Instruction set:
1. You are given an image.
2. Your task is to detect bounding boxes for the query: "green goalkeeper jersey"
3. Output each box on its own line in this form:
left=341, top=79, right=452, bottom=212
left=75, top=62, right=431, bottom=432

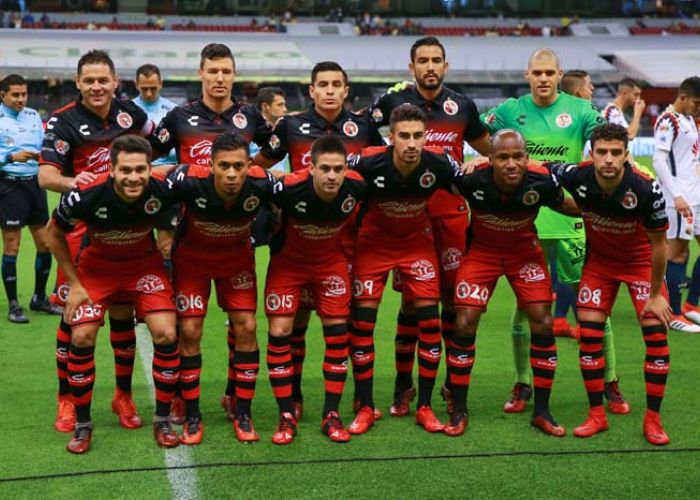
left=481, top=92, right=605, bottom=239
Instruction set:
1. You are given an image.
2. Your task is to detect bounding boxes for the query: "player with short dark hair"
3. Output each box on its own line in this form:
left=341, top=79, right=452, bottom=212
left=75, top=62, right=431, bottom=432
left=561, top=70, right=594, bottom=100
left=167, top=133, right=275, bottom=444
left=0, top=74, right=59, bottom=323
left=602, top=77, right=646, bottom=140
left=549, top=123, right=672, bottom=445
left=39, top=50, right=153, bottom=435
left=48, top=135, right=180, bottom=454
left=263, top=135, right=366, bottom=444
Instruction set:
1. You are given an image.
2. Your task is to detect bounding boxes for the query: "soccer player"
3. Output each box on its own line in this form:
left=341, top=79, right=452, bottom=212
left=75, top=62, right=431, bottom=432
left=481, top=48, right=629, bottom=416
left=652, top=76, right=700, bottom=331
left=47, top=135, right=180, bottom=454
left=263, top=136, right=366, bottom=444
left=149, top=43, right=272, bottom=423
left=39, top=50, right=152, bottom=434
left=445, top=129, right=570, bottom=437
left=254, top=61, right=383, bottom=419
left=0, top=74, right=59, bottom=323
left=560, top=70, right=594, bottom=101
left=167, top=133, right=275, bottom=444
left=549, top=123, right=672, bottom=445
left=602, top=78, right=646, bottom=140
left=348, top=104, right=458, bottom=435
left=367, top=36, right=490, bottom=417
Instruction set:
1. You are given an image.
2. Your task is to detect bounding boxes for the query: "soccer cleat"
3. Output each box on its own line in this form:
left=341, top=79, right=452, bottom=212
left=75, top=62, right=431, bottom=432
left=353, top=399, right=383, bottom=420
left=179, top=418, right=203, bottom=445
left=154, top=420, right=180, bottom=448
left=169, top=395, right=185, bottom=425
left=271, top=412, right=297, bottom=445
left=233, top=414, right=259, bottom=442
left=415, top=405, right=445, bottom=433
left=321, top=411, right=351, bottom=443
left=503, top=383, right=533, bottom=413
left=682, top=302, right=700, bottom=325
left=440, top=384, right=455, bottom=415
left=348, top=405, right=376, bottom=435
left=292, top=399, right=304, bottom=421
left=8, top=301, right=28, bottom=324
left=643, top=410, right=670, bottom=446
left=29, top=295, right=63, bottom=315
left=111, top=389, right=143, bottom=429
left=221, top=394, right=237, bottom=421
left=669, top=314, right=700, bottom=333
left=604, top=379, right=631, bottom=415
left=55, top=395, right=76, bottom=433
left=444, top=411, right=468, bottom=437
left=531, top=413, right=566, bottom=437
left=66, top=424, right=93, bottom=454
left=574, top=407, right=608, bottom=438
left=553, top=317, right=576, bottom=338
left=389, top=386, right=416, bottom=417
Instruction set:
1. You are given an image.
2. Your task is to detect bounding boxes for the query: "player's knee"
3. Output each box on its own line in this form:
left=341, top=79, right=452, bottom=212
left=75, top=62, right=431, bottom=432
left=153, top=327, right=177, bottom=346
left=235, top=330, right=258, bottom=351
left=455, top=311, right=477, bottom=336
left=2, top=232, right=20, bottom=255
left=531, top=314, right=553, bottom=336
left=71, top=328, right=96, bottom=347
left=178, top=325, right=202, bottom=352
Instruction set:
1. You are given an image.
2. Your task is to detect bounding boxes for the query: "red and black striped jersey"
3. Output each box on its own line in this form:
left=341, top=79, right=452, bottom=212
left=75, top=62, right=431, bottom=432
left=549, top=161, right=668, bottom=264
left=259, top=106, right=384, bottom=171
left=454, top=163, right=563, bottom=250
left=351, top=145, right=456, bottom=239
left=40, top=98, right=150, bottom=177
left=270, top=168, right=367, bottom=260
left=52, top=172, right=174, bottom=261
left=167, top=164, right=275, bottom=257
left=150, top=99, right=271, bottom=165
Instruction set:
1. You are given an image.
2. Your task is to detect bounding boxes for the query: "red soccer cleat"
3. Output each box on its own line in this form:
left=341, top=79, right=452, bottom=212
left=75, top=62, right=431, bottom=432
left=415, top=405, right=445, bottom=433
left=348, top=405, right=376, bottom=435
left=111, top=389, right=143, bottom=429
left=604, top=379, right=631, bottom=415
left=233, top=414, right=260, bottom=443
left=272, top=412, right=297, bottom=445
left=179, top=418, right=203, bottom=445
left=353, top=399, right=383, bottom=420
left=169, top=395, right=185, bottom=426
left=444, top=411, right=468, bottom=437
left=321, top=411, right=351, bottom=443
left=531, top=413, right=566, bottom=437
left=553, top=317, right=576, bottom=338
left=389, top=386, right=416, bottom=417
left=440, top=384, right=455, bottom=415
left=292, top=399, right=304, bottom=421
left=66, top=425, right=93, bottom=454
left=643, top=410, right=670, bottom=446
left=574, top=407, right=608, bottom=438
left=503, top=383, right=533, bottom=413
left=154, top=421, right=180, bottom=448
left=220, top=394, right=237, bottom=422
left=55, top=395, right=76, bottom=433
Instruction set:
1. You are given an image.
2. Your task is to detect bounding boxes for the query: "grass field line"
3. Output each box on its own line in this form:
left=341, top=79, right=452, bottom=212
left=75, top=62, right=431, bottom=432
left=135, top=324, right=199, bottom=500
left=3, top=447, right=700, bottom=484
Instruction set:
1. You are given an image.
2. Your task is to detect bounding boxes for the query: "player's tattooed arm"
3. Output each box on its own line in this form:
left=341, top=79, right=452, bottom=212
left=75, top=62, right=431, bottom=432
left=642, top=230, right=672, bottom=327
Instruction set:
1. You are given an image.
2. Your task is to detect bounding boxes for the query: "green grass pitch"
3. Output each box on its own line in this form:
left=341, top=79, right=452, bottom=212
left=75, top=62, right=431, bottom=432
left=2, top=159, right=700, bottom=499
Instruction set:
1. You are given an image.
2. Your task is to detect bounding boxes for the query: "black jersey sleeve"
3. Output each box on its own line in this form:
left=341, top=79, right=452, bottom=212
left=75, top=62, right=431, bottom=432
left=463, top=99, right=487, bottom=142
left=367, top=92, right=394, bottom=128
left=40, top=116, right=75, bottom=174
left=641, top=179, right=668, bottom=232
left=260, top=116, right=290, bottom=161
left=150, top=108, right=179, bottom=158
left=53, top=189, right=86, bottom=232
left=250, top=106, right=273, bottom=148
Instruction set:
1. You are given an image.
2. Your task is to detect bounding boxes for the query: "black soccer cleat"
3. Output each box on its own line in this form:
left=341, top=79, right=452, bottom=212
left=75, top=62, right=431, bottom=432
left=29, top=295, right=63, bottom=315
left=8, top=301, right=29, bottom=324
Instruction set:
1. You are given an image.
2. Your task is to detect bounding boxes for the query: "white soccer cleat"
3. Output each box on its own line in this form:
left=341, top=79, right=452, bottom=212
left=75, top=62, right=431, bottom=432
left=669, top=314, right=700, bottom=333
left=682, top=303, right=700, bottom=325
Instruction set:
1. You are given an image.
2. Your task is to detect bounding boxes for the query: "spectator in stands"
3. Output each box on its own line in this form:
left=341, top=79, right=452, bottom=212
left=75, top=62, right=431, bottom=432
left=186, top=19, right=196, bottom=29
left=39, top=12, right=49, bottom=25
left=155, top=15, right=165, bottom=30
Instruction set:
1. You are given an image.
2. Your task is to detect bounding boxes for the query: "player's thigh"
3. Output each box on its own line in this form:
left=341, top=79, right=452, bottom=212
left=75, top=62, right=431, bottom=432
left=214, top=266, right=257, bottom=313
left=432, top=214, right=467, bottom=293
left=144, top=311, right=178, bottom=344
left=623, top=268, right=670, bottom=321
left=173, top=263, right=213, bottom=318
left=505, top=248, right=553, bottom=311
left=132, top=264, right=177, bottom=334
left=396, top=245, right=440, bottom=302
left=577, top=265, right=620, bottom=317
left=312, top=264, right=351, bottom=321
left=0, top=180, right=31, bottom=235
left=454, top=249, right=500, bottom=312
left=264, top=257, right=305, bottom=317
left=25, top=180, right=49, bottom=230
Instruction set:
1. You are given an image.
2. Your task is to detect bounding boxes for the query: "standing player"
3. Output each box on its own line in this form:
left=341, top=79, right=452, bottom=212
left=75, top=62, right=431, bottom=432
left=348, top=105, right=458, bottom=435
left=549, top=123, right=672, bottom=445
left=602, top=78, right=646, bottom=140
left=39, top=50, right=152, bottom=434
left=651, top=77, right=700, bottom=331
left=47, top=135, right=180, bottom=453
left=481, top=48, right=629, bottom=416
left=446, top=130, right=569, bottom=437
left=149, top=43, right=272, bottom=422
left=253, top=61, right=383, bottom=418
left=0, top=74, right=58, bottom=323
left=263, top=136, right=366, bottom=444
left=167, top=134, right=275, bottom=444
left=560, top=70, right=594, bottom=101
left=367, top=36, right=489, bottom=417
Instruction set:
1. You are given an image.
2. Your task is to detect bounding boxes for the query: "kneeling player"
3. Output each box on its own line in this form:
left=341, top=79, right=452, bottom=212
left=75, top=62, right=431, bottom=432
left=48, top=136, right=180, bottom=453
left=168, top=134, right=275, bottom=444
left=264, top=136, right=366, bottom=444
left=550, top=123, right=672, bottom=445
left=446, top=130, right=570, bottom=437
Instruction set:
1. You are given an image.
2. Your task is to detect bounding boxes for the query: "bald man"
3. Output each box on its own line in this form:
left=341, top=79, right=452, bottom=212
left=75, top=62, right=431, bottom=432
left=480, top=48, right=630, bottom=417
left=445, top=129, right=576, bottom=436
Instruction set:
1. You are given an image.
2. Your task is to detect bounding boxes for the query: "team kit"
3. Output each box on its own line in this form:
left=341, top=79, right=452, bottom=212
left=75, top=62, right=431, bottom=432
left=3, top=36, right=699, bottom=455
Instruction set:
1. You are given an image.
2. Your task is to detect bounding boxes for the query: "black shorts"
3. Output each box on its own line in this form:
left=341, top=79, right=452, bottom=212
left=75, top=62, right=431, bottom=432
left=0, top=176, right=49, bottom=229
